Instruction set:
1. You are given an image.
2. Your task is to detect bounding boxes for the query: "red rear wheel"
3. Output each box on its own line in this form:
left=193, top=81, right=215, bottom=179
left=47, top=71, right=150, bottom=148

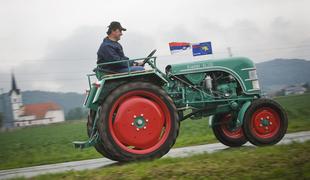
left=97, top=82, right=179, bottom=161
left=109, top=90, right=171, bottom=154
left=243, top=99, right=288, bottom=146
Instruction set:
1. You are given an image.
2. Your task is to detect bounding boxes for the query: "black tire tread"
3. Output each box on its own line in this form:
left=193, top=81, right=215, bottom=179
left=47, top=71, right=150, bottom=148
left=212, top=113, right=247, bottom=147
left=86, top=110, right=119, bottom=161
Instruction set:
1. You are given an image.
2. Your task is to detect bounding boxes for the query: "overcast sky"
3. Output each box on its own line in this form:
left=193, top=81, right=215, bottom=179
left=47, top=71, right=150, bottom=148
left=0, top=0, right=309, bottom=93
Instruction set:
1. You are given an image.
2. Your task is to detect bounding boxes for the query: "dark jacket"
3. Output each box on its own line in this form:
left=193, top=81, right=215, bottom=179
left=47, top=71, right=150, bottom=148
left=97, top=37, right=130, bottom=70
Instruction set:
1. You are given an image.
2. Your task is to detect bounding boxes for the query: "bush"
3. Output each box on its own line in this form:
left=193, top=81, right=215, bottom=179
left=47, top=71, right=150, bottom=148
left=65, top=107, right=87, bottom=120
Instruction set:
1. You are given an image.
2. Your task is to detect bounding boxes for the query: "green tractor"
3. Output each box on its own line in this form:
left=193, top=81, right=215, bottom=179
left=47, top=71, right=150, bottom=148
left=74, top=50, right=288, bottom=162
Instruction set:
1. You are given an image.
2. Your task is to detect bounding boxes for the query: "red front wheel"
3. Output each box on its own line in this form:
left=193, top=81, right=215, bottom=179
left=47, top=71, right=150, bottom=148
left=243, top=99, right=288, bottom=146
left=97, top=82, right=179, bottom=162
left=212, top=113, right=247, bottom=147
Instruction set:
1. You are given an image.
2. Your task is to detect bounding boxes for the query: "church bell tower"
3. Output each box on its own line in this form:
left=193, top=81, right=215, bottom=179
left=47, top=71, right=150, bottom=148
left=8, top=73, right=23, bottom=121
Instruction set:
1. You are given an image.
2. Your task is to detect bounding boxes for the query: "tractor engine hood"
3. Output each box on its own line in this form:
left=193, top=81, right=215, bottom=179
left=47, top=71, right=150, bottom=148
left=165, top=57, right=260, bottom=94
left=165, top=57, right=256, bottom=75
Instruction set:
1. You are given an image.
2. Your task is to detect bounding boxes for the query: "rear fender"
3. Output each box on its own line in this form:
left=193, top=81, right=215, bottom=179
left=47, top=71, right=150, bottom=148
left=92, top=79, right=105, bottom=104
left=83, top=79, right=105, bottom=110
left=91, top=71, right=167, bottom=104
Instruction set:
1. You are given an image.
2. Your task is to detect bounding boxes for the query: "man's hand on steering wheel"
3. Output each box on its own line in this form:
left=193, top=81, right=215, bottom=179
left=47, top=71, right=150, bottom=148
left=133, top=49, right=157, bottom=66
left=141, top=49, right=156, bottom=66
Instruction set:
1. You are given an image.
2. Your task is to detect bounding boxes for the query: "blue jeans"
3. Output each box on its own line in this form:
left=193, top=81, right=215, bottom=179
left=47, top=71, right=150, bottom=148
left=117, top=66, right=145, bottom=73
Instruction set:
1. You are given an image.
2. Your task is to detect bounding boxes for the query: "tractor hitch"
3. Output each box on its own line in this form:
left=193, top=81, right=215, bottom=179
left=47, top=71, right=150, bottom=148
left=73, top=132, right=99, bottom=149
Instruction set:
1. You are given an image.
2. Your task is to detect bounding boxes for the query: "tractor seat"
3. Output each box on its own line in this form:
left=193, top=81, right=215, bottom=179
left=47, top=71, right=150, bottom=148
left=93, top=67, right=118, bottom=74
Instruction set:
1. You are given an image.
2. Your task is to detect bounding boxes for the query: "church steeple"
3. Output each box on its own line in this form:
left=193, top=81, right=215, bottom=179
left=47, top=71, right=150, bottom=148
left=9, top=72, right=20, bottom=96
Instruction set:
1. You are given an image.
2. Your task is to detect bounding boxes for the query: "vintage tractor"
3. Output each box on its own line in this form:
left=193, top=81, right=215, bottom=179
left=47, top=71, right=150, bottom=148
left=74, top=50, right=288, bottom=162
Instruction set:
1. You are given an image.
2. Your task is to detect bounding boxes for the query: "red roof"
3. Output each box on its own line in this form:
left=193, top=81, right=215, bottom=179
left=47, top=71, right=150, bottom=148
left=21, top=102, right=62, bottom=119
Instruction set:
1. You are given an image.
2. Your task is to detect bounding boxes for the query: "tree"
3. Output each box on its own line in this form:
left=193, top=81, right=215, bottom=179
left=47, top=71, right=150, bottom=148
left=65, top=107, right=87, bottom=120
left=274, top=89, right=285, bottom=97
left=302, top=83, right=310, bottom=92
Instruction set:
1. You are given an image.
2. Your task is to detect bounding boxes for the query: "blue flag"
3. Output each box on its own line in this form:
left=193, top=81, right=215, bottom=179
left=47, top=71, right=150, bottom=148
left=192, top=42, right=212, bottom=56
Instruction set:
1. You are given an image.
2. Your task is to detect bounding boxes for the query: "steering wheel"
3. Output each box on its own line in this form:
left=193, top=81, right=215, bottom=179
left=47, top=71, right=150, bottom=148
left=141, top=49, right=157, bottom=66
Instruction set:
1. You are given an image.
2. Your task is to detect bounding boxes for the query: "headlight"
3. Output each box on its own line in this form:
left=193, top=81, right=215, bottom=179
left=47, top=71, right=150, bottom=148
left=252, top=80, right=260, bottom=89
left=249, top=70, right=258, bottom=79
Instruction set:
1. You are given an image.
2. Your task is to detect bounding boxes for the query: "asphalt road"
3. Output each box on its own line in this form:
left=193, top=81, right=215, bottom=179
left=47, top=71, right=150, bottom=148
left=1, top=131, right=310, bottom=179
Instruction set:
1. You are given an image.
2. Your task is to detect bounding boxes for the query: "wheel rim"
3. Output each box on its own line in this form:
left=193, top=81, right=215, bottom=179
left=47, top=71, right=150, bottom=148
left=108, top=90, right=171, bottom=154
left=220, top=114, right=244, bottom=139
left=250, top=107, right=280, bottom=139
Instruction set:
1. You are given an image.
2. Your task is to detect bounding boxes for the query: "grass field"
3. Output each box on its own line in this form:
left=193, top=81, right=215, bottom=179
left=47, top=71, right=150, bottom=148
left=0, top=93, right=309, bottom=170
left=274, top=93, right=310, bottom=132
left=15, top=141, right=310, bottom=180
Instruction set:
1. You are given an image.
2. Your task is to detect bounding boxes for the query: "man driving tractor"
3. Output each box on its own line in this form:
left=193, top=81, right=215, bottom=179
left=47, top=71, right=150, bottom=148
left=97, top=21, right=145, bottom=73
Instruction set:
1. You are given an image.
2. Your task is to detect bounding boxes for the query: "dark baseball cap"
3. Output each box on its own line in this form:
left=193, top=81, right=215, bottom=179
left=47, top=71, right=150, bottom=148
left=108, top=21, right=126, bottom=31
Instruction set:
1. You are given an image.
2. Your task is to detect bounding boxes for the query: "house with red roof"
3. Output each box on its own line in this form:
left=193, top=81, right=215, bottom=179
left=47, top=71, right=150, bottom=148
left=0, top=73, right=65, bottom=128
left=17, top=101, right=65, bottom=127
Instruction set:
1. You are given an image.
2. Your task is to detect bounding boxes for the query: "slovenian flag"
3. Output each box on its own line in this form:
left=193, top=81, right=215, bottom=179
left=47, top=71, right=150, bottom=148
left=169, top=42, right=191, bottom=54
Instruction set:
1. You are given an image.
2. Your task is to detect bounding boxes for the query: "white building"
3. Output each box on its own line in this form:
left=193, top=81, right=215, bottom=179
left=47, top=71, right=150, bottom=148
left=15, top=102, right=65, bottom=127
left=1, top=73, right=65, bottom=127
left=284, top=85, right=307, bottom=96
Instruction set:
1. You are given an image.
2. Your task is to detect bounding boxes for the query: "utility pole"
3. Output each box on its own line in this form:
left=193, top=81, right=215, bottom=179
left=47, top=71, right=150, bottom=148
left=227, top=47, right=233, bottom=57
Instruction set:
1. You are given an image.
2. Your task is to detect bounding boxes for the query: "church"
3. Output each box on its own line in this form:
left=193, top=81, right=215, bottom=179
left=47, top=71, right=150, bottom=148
left=0, top=73, right=65, bottom=128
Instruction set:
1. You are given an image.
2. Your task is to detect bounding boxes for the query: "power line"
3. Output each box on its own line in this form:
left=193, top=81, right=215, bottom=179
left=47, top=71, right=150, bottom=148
left=0, top=71, right=89, bottom=75
left=232, top=45, right=310, bottom=53
left=0, top=78, right=87, bottom=83
left=1, top=44, right=310, bottom=63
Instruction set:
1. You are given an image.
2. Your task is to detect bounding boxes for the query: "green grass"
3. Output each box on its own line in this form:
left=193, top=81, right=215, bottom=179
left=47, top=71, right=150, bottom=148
left=15, top=141, right=310, bottom=180
left=274, top=93, right=310, bottom=132
left=0, top=93, right=309, bottom=170
left=0, top=121, right=101, bottom=170
left=0, top=118, right=214, bottom=170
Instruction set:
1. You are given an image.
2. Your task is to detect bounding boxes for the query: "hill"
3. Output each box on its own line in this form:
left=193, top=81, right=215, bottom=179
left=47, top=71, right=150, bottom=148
left=256, top=58, right=310, bottom=91
left=21, top=90, right=84, bottom=114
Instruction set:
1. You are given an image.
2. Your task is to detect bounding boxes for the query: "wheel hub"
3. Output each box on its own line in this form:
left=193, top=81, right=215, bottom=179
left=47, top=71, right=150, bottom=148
left=221, top=114, right=244, bottom=139
left=133, top=116, right=147, bottom=129
left=112, top=96, right=165, bottom=149
left=261, top=118, right=270, bottom=126
left=252, top=108, right=280, bottom=138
